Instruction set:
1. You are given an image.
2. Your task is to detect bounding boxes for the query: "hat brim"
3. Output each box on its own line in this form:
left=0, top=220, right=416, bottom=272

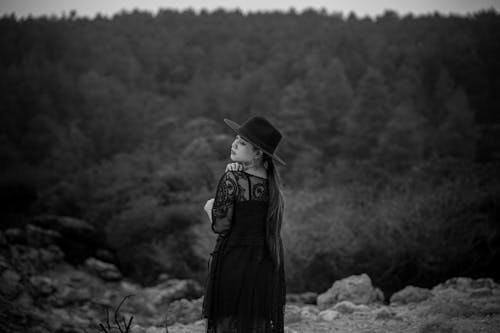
left=224, top=118, right=286, bottom=166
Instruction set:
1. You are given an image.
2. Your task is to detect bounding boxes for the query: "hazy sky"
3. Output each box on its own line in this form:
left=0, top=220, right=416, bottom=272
left=1, top=0, right=499, bottom=18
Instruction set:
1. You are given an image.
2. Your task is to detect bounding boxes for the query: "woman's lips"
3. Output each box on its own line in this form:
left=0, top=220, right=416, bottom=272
left=231, top=149, right=235, bottom=154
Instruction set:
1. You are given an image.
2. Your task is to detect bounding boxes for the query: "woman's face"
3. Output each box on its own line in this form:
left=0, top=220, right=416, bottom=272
left=230, top=134, right=258, bottom=163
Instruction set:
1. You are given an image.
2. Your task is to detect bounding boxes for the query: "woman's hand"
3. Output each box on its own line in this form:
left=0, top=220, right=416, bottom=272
left=204, top=198, right=214, bottom=223
left=204, top=198, right=214, bottom=214
left=225, top=162, right=246, bottom=172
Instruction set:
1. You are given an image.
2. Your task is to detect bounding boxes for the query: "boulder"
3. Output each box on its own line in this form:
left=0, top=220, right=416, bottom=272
left=286, top=291, right=317, bottom=304
left=30, top=275, right=57, bottom=297
left=283, top=304, right=302, bottom=325
left=164, top=297, right=203, bottom=325
left=432, top=277, right=499, bottom=294
left=0, top=230, right=7, bottom=247
left=94, top=248, right=116, bottom=263
left=390, top=285, right=433, bottom=305
left=299, top=305, right=319, bottom=320
left=146, top=279, right=204, bottom=306
left=39, top=245, right=65, bottom=266
left=9, top=244, right=64, bottom=274
left=26, top=224, right=61, bottom=247
left=0, top=269, right=22, bottom=299
left=373, top=306, right=396, bottom=320
left=84, top=257, right=122, bottom=281
left=317, top=273, right=384, bottom=310
left=13, top=291, right=33, bottom=308
left=0, top=253, right=10, bottom=271
left=30, top=215, right=95, bottom=237
left=332, top=300, right=370, bottom=314
left=317, top=309, right=340, bottom=321
left=4, top=228, right=26, bottom=244
left=469, top=288, right=493, bottom=298
left=30, top=215, right=106, bottom=263
left=48, top=285, right=92, bottom=307
left=284, top=328, right=299, bottom=333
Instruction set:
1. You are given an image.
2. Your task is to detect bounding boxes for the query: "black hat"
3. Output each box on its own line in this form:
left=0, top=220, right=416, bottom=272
left=224, top=116, right=286, bottom=166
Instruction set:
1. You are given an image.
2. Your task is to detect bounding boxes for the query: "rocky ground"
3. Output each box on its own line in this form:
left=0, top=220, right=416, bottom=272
left=1, top=215, right=500, bottom=333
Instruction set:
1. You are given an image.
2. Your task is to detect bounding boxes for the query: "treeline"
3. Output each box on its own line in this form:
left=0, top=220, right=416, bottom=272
left=1, top=9, right=499, bottom=182
left=0, top=9, right=499, bottom=290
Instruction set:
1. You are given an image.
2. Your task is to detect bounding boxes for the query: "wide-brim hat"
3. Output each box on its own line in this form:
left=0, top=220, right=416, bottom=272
left=224, top=116, right=286, bottom=166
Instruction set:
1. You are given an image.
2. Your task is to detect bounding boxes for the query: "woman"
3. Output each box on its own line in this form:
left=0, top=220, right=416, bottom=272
left=201, top=116, right=287, bottom=333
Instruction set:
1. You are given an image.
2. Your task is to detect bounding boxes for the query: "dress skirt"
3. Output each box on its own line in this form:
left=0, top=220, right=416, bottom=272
left=201, top=234, right=285, bottom=333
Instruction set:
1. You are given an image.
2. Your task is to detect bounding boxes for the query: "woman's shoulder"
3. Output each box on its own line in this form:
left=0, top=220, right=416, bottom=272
left=219, top=170, right=268, bottom=183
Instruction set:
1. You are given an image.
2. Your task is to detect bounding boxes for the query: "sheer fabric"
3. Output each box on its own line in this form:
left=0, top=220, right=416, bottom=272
left=202, top=170, right=286, bottom=333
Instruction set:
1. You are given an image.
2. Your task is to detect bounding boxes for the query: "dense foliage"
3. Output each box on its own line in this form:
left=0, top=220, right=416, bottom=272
left=1, top=9, right=499, bottom=291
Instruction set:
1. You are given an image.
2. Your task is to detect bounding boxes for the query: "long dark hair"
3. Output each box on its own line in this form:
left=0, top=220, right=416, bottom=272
left=262, top=154, right=285, bottom=271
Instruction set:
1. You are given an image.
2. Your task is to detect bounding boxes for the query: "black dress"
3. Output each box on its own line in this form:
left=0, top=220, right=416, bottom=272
left=201, top=170, right=286, bottom=333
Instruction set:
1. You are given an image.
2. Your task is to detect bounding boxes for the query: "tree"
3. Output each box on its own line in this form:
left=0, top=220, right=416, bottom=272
left=304, top=57, right=354, bottom=142
left=374, top=103, right=426, bottom=171
left=277, top=79, right=315, bottom=142
left=438, top=86, right=478, bottom=160
left=428, top=69, right=478, bottom=160
left=337, top=67, right=391, bottom=161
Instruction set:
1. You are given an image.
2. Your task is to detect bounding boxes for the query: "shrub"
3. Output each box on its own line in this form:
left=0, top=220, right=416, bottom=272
left=282, top=160, right=500, bottom=295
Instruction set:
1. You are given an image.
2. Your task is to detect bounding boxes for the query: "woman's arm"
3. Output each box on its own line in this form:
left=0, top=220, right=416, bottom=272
left=207, top=171, right=238, bottom=236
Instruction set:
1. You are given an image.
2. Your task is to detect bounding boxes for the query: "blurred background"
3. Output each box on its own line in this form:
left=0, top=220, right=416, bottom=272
left=1, top=1, right=500, bottom=300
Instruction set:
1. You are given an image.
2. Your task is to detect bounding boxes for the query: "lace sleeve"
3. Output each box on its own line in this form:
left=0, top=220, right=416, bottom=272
left=211, top=171, right=238, bottom=236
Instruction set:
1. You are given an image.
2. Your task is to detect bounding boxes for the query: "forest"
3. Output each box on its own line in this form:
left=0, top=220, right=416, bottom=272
left=1, top=8, right=499, bottom=296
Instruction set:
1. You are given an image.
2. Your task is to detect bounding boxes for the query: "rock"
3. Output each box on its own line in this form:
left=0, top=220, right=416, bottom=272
left=0, top=269, right=22, bottom=299
left=4, top=228, right=26, bottom=244
left=8, top=244, right=64, bottom=274
left=145, top=327, right=165, bottom=333
left=373, top=306, right=395, bottom=320
left=130, top=324, right=147, bottom=333
left=418, top=316, right=455, bottom=333
left=432, top=277, right=499, bottom=294
left=284, top=328, right=299, bottom=333
left=48, top=285, right=92, bottom=307
left=317, top=274, right=383, bottom=309
left=26, top=224, right=62, bottom=247
left=283, top=304, right=302, bottom=325
left=317, top=309, right=340, bottom=321
left=390, top=286, right=433, bottom=305
left=94, top=248, right=116, bottom=263
left=30, top=275, right=57, bottom=296
left=332, top=300, right=370, bottom=314
left=374, top=287, right=384, bottom=301
left=469, top=288, right=493, bottom=298
left=470, top=278, right=498, bottom=289
left=31, top=215, right=95, bottom=237
left=84, top=257, right=122, bottom=281
left=286, top=291, right=318, bottom=304
left=0, top=230, right=7, bottom=247
left=0, top=253, right=10, bottom=271
left=14, top=291, right=33, bottom=308
left=165, top=297, right=203, bottom=325
left=121, top=280, right=140, bottom=293
left=194, top=319, right=205, bottom=326
left=30, top=214, right=106, bottom=263
left=146, top=279, right=204, bottom=306
left=299, top=306, right=319, bottom=320
left=156, top=272, right=171, bottom=283
left=39, top=245, right=65, bottom=266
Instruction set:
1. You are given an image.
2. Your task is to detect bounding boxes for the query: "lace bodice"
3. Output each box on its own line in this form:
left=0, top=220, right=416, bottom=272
left=211, top=170, right=269, bottom=236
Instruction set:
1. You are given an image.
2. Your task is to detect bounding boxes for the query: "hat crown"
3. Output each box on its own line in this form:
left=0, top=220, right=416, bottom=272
left=224, top=115, right=286, bottom=165
left=238, top=116, right=282, bottom=154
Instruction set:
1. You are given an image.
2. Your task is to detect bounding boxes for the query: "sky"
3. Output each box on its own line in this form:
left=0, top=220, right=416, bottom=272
left=1, top=0, right=499, bottom=18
